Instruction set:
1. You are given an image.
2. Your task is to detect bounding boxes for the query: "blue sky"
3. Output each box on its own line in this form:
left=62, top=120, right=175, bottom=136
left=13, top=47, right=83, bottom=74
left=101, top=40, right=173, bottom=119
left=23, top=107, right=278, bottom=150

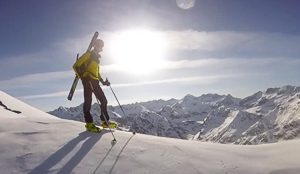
left=0, top=0, right=300, bottom=111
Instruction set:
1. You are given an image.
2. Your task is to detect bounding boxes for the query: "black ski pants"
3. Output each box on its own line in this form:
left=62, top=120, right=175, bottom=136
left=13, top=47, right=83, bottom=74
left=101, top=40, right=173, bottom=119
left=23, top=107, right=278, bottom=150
left=82, top=76, right=109, bottom=123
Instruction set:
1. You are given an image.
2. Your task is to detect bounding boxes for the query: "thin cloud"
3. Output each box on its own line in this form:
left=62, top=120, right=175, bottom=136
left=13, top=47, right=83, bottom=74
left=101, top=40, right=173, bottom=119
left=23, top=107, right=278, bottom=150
left=3, top=57, right=299, bottom=90
left=20, top=90, right=72, bottom=99
left=7, top=30, right=300, bottom=104
left=164, top=30, right=300, bottom=54
left=0, top=71, right=74, bottom=89
left=19, top=74, right=234, bottom=100
left=107, top=57, right=300, bottom=73
left=56, top=30, right=300, bottom=63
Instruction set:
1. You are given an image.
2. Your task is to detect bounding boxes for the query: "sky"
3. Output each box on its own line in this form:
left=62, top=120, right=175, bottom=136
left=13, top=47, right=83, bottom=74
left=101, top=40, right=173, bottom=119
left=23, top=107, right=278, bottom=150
left=0, top=0, right=300, bottom=111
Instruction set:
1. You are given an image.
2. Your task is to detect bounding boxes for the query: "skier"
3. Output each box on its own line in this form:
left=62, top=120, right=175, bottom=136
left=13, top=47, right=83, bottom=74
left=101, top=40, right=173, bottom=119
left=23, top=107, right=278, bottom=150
left=73, top=39, right=117, bottom=132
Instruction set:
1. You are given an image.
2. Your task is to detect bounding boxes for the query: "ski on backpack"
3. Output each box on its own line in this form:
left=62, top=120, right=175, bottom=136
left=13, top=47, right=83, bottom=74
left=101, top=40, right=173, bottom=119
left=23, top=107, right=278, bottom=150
left=67, top=53, right=79, bottom=101
left=67, top=31, right=99, bottom=101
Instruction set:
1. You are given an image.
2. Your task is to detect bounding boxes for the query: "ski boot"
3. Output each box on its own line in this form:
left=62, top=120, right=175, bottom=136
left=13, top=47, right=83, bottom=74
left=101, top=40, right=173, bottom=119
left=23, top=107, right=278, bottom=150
left=85, top=122, right=101, bottom=133
left=101, top=121, right=118, bottom=129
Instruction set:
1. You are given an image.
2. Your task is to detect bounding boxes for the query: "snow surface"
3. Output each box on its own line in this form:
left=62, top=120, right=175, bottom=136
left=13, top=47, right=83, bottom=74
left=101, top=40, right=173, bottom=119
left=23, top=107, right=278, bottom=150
left=1, top=91, right=300, bottom=174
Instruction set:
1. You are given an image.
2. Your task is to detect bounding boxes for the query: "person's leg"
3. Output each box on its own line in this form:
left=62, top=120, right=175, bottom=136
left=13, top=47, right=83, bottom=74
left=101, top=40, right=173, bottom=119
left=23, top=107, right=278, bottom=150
left=82, top=78, right=93, bottom=123
left=90, top=79, right=110, bottom=122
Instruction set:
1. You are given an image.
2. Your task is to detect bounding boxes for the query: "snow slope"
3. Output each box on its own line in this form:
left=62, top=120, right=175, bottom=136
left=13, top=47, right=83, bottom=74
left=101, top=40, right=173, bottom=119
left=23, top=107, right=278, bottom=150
left=1, top=91, right=300, bottom=174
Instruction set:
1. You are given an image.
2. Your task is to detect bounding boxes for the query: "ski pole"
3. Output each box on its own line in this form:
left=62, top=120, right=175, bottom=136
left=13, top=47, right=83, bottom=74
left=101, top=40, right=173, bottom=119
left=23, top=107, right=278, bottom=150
left=89, top=81, right=117, bottom=143
left=109, top=85, right=126, bottom=117
left=107, top=80, right=136, bottom=135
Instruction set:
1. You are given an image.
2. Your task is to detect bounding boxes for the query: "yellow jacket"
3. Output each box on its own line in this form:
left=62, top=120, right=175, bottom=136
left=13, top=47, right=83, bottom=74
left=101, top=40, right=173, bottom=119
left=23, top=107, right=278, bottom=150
left=73, top=51, right=100, bottom=80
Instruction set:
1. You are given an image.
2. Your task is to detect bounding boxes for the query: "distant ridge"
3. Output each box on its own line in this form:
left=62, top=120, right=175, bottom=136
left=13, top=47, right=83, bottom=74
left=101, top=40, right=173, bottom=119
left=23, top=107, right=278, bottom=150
left=49, top=85, right=300, bottom=145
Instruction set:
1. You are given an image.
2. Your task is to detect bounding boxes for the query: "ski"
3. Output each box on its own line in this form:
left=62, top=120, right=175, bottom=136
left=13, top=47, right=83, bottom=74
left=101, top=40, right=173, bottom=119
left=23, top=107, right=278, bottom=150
left=67, top=31, right=99, bottom=101
left=67, top=53, right=79, bottom=100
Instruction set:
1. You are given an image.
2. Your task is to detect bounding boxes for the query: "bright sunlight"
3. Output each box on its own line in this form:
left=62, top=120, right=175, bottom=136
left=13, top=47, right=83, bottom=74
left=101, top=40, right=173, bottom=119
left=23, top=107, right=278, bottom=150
left=109, top=29, right=168, bottom=75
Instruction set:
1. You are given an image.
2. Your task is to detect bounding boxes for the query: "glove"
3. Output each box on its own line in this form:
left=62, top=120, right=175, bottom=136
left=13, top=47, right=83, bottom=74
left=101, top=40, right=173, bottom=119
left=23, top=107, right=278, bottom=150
left=103, top=78, right=110, bottom=86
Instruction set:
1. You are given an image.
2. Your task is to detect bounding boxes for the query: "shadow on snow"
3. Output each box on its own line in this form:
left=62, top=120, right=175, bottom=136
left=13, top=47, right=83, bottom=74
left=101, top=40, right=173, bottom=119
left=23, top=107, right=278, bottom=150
left=29, top=131, right=109, bottom=174
left=92, top=134, right=135, bottom=174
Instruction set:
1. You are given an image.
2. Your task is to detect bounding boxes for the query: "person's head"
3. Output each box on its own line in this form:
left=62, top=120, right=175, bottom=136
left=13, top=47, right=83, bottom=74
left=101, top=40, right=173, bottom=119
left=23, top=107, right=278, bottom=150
left=93, top=39, right=104, bottom=53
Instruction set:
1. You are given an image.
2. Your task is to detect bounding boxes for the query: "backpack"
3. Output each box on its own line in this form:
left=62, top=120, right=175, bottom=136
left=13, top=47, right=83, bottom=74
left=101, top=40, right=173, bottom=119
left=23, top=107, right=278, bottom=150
left=72, top=52, right=93, bottom=78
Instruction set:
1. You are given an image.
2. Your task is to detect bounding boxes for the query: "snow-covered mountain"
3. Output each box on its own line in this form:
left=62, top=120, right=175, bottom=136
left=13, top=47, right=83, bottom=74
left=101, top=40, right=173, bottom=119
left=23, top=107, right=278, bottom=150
left=1, top=90, right=300, bottom=174
left=49, top=85, right=300, bottom=145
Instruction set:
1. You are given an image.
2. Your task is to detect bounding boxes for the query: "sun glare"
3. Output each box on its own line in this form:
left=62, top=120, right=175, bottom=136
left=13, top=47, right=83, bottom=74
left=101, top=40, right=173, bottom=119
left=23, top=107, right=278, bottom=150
left=109, top=29, right=167, bottom=75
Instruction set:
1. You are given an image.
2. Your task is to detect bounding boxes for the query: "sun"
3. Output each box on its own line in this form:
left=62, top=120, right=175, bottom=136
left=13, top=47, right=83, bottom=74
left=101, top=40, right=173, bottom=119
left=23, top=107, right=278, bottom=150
left=108, top=29, right=167, bottom=75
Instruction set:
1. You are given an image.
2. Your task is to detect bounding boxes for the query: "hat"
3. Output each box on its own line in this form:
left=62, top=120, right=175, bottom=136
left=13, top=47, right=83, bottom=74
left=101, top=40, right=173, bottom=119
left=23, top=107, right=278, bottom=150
left=94, top=39, right=104, bottom=48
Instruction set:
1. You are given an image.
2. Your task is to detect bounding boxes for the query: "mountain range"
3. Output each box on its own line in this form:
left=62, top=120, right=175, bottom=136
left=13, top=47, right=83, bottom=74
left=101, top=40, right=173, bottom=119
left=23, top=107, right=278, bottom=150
left=49, top=85, right=300, bottom=145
